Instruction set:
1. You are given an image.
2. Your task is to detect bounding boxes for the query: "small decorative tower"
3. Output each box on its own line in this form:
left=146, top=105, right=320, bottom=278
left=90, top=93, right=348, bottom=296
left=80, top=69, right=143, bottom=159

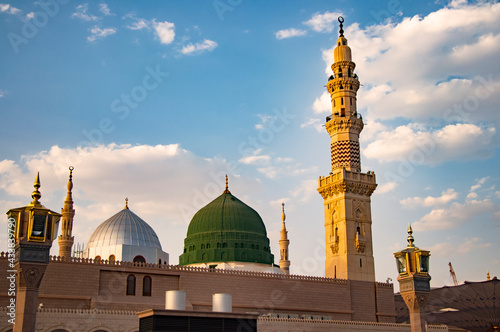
left=279, top=203, right=290, bottom=275
left=7, top=173, right=61, bottom=332
left=58, top=166, right=75, bottom=258
left=394, top=224, right=431, bottom=332
left=317, top=17, right=377, bottom=281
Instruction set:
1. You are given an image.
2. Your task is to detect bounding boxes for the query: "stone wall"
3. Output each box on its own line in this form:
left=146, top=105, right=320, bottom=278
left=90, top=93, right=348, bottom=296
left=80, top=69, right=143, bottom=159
left=0, top=254, right=397, bottom=327
left=257, top=317, right=449, bottom=332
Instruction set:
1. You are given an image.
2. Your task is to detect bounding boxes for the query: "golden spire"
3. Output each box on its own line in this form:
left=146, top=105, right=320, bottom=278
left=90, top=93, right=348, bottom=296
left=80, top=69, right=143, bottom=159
left=124, top=197, right=129, bottom=209
left=66, top=166, right=74, bottom=201
left=407, top=222, right=415, bottom=248
left=31, top=172, right=42, bottom=205
left=487, top=269, right=491, bottom=281
left=222, top=174, right=231, bottom=194
left=281, top=202, right=286, bottom=230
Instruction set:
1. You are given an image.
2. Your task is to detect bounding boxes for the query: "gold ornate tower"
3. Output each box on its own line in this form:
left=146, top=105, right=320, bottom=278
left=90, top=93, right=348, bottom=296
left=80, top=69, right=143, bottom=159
left=279, top=203, right=290, bottom=275
left=58, top=167, right=75, bottom=258
left=317, top=17, right=377, bottom=281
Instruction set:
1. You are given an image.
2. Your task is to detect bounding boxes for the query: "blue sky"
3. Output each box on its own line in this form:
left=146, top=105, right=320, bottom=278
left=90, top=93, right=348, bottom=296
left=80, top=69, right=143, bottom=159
left=1, top=0, right=499, bottom=289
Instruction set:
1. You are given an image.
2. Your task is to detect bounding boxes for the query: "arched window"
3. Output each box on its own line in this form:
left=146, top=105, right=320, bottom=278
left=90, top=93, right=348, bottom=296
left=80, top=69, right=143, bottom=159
left=202, top=253, right=207, bottom=261
left=348, top=68, right=351, bottom=77
left=94, top=256, right=101, bottom=263
left=338, top=68, right=342, bottom=77
left=357, top=226, right=361, bottom=235
left=241, top=243, right=244, bottom=248
left=256, top=245, right=259, bottom=250
left=201, top=244, right=205, bottom=249
left=222, top=243, right=227, bottom=248
left=143, top=276, right=152, bottom=296
left=235, top=243, right=238, bottom=248
left=126, top=275, right=136, bottom=296
left=133, top=256, right=145, bottom=264
left=251, top=244, right=254, bottom=249
left=221, top=252, right=227, bottom=260
left=159, top=259, right=162, bottom=264
left=341, top=97, right=344, bottom=105
left=109, top=255, right=115, bottom=262
left=217, top=243, right=221, bottom=248
left=207, top=243, right=210, bottom=249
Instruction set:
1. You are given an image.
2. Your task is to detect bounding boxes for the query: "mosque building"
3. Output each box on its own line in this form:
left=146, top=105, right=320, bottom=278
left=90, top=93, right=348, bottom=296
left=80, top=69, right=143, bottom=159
left=1, top=17, right=481, bottom=332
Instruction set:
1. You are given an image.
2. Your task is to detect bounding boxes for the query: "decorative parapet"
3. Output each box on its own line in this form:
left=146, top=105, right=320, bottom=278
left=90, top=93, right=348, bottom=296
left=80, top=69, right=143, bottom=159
left=0, top=307, right=136, bottom=315
left=0, top=252, right=349, bottom=284
left=318, top=168, right=377, bottom=199
left=257, top=317, right=448, bottom=329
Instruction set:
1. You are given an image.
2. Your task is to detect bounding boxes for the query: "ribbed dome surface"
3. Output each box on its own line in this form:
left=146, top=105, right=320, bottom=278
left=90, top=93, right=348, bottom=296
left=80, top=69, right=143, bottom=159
left=187, top=193, right=267, bottom=236
left=86, top=208, right=162, bottom=250
left=179, top=192, right=274, bottom=266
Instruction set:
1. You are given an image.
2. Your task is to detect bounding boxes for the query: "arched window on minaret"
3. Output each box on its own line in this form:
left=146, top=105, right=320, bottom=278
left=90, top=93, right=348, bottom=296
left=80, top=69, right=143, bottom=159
left=348, top=68, right=351, bottom=77
left=338, top=67, right=342, bottom=77
left=341, top=97, right=344, bottom=105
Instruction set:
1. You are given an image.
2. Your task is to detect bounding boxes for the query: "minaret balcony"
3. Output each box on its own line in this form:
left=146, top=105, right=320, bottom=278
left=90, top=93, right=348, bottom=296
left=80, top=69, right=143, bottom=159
left=326, top=112, right=362, bottom=122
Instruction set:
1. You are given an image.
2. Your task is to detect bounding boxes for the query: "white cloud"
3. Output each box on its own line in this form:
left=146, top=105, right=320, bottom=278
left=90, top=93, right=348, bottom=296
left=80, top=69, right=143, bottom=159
left=363, top=123, right=495, bottom=165
left=239, top=155, right=271, bottom=165
left=257, top=165, right=317, bottom=179
left=26, top=12, right=34, bottom=20
left=0, top=3, right=20, bottom=14
left=429, top=238, right=492, bottom=257
left=470, top=176, right=489, bottom=192
left=154, top=21, right=175, bottom=45
left=312, top=91, right=330, bottom=114
left=0, top=144, right=245, bottom=254
left=400, top=188, right=458, bottom=208
left=413, top=199, right=495, bottom=231
left=87, top=26, right=117, bottom=42
left=72, top=4, right=98, bottom=21
left=375, top=181, right=399, bottom=194
left=181, top=39, right=217, bottom=55
left=0, top=89, right=6, bottom=98
left=128, top=18, right=149, bottom=30
left=98, top=3, right=112, bottom=16
left=275, top=28, right=307, bottom=40
left=303, top=11, right=342, bottom=33
left=301, top=118, right=323, bottom=132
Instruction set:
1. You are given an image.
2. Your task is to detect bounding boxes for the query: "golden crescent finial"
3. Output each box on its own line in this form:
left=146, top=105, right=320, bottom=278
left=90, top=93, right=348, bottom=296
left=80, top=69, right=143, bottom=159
left=125, top=197, right=129, bottom=209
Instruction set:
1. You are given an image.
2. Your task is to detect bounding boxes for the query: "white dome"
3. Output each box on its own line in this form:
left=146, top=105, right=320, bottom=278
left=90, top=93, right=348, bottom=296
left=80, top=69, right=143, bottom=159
left=86, top=207, right=162, bottom=250
left=84, top=207, right=169, bottom=264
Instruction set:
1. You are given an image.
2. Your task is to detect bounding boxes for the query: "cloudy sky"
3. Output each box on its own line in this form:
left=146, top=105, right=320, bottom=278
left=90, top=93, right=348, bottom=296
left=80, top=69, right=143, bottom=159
left=1, top=0, right=499, bottom=289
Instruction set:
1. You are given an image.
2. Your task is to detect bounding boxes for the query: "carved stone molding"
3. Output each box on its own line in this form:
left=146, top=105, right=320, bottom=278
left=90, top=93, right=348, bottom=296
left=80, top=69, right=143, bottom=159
left=18, top=263, right=47, bottom=290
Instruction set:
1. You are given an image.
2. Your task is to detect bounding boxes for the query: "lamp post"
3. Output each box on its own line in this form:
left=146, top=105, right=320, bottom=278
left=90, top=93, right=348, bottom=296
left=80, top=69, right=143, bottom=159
left=394, top=224, right=431, bottom=332
left=6, top=172, right=61, bottom=332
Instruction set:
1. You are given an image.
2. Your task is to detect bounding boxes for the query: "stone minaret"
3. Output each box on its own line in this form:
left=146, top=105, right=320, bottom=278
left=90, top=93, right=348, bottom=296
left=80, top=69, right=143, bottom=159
left=279, top=203, right=290, bottom=275
left=317, top=17, right=377, bottom=282
left=58, top=167, right=75, bottom=258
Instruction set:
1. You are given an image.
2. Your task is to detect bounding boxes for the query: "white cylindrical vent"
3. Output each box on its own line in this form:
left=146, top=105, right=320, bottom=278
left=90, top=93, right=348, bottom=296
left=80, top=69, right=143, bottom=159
left=166, top=290, right=186, bottom=310
left=212, top=293, right=232, bottom=312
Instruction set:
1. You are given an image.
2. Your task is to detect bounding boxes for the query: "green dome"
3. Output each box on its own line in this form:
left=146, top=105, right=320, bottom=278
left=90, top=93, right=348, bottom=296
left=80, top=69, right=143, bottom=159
left=179, top=191, right=274, bottom=266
